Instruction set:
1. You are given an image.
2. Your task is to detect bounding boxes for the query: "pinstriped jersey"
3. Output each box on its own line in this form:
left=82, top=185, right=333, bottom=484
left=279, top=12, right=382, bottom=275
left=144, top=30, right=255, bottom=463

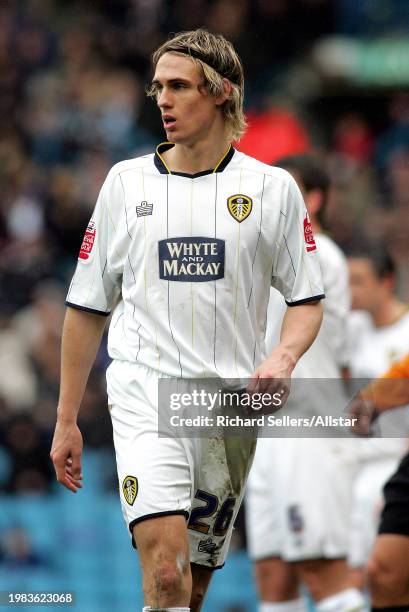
left=66, top=144, right=324, bottom=378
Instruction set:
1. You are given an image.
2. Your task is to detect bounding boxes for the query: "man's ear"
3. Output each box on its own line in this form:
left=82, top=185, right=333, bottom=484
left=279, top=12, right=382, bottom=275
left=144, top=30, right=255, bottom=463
left=215, top=78, right=232, bottom=106
left=305, top=189, right=323, bottom=217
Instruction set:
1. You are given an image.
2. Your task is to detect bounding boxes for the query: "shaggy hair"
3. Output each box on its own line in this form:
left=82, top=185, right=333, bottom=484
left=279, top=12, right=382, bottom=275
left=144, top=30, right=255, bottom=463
left=147, top=29, right=246, bottom=141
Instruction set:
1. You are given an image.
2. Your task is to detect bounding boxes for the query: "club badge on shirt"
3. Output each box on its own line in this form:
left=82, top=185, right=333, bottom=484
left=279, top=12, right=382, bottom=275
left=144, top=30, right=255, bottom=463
left=79, top=221, right=96, bottom=260
left=227, top=194, right=253, bottom=223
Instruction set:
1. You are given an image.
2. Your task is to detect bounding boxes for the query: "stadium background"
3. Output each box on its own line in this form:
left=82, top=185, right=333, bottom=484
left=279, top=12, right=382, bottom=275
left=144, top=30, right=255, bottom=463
left=0, top=1, right=408, bottom=610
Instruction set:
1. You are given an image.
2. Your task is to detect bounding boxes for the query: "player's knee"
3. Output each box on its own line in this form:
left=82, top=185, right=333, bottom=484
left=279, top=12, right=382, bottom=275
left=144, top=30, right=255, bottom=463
left=151, top=560, right=186, bottom=598
left=367, top=554, right=408, bottom=599
left=144, top=544, right=190, bottom=598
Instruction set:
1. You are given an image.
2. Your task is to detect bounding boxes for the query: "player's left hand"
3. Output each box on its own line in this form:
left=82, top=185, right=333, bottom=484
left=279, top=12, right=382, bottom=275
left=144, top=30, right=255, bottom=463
left=246, top=348, right=294, bottom=413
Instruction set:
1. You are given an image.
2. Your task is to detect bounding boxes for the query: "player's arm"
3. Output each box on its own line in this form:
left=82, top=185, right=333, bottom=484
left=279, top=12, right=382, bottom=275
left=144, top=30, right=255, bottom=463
left=348, top=354, right=409, bottom=435
left=50, top=307, right=107, bottom=492
left=252, top=172, right=324, bottom=396
left=361, top=368, right=409, bottom=412
left=249, top=300, right=323, bottom=391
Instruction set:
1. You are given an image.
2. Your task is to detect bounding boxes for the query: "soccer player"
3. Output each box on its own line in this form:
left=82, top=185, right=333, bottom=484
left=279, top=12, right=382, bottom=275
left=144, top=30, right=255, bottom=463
left=349, top=355, right=409, bottom=612
left=347, top=247, right=409, bottom=580
left=50, top=29, right=324, bottom=612
left=246, top=155, right=367, bottom=612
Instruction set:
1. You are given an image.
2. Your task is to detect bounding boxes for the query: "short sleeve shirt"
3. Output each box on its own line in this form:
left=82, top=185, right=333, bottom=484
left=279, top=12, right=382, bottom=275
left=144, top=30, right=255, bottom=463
left=66, top=144, right=324, bottom=378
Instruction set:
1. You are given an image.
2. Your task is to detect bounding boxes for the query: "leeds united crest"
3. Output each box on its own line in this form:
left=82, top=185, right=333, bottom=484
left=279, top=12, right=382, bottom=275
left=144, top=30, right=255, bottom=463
left=122, top=475, right=138, bottom=506
left=227, top=194, right=253, bottom=223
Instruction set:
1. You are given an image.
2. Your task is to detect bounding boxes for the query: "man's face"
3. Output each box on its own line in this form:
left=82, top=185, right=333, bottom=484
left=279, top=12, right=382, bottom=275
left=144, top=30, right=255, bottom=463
left=152, top=52, right=223, bottom=145
left=348, top=257, right=383, bottom=311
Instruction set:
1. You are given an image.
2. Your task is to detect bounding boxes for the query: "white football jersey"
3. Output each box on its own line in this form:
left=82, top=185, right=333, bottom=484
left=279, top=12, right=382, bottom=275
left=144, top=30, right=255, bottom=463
left=66, top=144, right=324, bottom=378
left=266, top=232, right=350, bottom=378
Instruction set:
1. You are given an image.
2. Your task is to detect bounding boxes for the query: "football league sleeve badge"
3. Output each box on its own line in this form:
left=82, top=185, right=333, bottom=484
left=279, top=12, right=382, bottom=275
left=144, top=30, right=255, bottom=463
left=79, top=220, right=96, bottom=260
left=303, top=214, right=317, bottom=252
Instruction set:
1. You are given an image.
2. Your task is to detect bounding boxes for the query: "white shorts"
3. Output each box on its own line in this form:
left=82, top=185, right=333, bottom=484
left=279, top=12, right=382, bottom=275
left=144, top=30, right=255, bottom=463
left=106, top=360, right=256, bottom=569
left=246, top=437, right=360, bottom=562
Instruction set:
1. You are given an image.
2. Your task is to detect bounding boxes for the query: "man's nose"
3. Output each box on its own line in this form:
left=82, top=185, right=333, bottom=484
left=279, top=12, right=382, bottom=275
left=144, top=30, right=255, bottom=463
left=158, top=87, right=172, bottom=108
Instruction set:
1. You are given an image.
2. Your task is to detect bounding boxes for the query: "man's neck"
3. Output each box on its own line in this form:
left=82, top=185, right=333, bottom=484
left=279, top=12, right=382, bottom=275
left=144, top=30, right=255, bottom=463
left=161, top=137, right=231, bottom=175
left=372, top=298, right=408, bottom=327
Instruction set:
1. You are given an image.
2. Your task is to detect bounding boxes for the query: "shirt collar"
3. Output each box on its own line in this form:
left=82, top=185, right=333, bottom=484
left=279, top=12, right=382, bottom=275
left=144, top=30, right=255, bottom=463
left=154, top=142, right=235, bottom=178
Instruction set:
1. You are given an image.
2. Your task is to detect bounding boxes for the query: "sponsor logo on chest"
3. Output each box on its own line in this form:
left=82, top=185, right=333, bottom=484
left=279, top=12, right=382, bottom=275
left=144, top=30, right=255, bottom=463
left=159, top=237, right=225, bottom=282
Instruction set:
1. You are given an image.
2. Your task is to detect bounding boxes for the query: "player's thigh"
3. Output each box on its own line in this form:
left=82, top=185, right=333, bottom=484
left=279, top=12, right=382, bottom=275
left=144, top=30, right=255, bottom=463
left=107, top=361, right=193, bottom=543
left=189, top=434, right=257, bottom=568
left=369, top=533, right=409, bottom=584
left=111, top=403, right=192, bottom=537
left=368, top=534, right=409, bottom=605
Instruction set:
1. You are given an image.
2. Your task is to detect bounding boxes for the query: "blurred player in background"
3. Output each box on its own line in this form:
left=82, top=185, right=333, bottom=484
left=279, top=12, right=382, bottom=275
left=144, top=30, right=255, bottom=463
left=347, top=246, right=409, bottom=582
left=246, top=155, right=367, bottom=612
left=50, top=29, right=324, bottom=612
left=349, top=354, right=409, bottom=611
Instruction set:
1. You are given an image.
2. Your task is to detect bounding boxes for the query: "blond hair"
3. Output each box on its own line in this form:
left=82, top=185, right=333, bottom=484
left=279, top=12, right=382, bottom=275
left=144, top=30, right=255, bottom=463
left=148, top=29, right=246, bottom=141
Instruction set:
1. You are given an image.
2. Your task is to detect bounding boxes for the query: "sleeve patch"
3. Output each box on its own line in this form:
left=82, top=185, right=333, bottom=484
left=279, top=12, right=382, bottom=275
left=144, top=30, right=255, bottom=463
left=303, top=215, right=316, bottom=252
left=79, top=221, right=96, bottom=260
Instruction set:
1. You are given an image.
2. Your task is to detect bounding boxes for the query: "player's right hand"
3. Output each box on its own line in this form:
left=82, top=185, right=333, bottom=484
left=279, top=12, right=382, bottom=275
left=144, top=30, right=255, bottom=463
left=50, top=421, right=83, bottom=493
left=246, top=348, right=293, bottom=414
left=347, top=393, right=379, bottom=437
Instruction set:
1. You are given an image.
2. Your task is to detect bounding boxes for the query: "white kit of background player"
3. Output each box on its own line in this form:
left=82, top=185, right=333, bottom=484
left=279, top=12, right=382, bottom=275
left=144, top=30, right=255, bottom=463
left=246, top=155, right=368, bottom=612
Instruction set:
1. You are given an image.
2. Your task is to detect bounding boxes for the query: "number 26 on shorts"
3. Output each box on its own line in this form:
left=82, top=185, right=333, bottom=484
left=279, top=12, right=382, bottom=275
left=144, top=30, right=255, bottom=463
left=188, top=489, right=236, bottom=537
